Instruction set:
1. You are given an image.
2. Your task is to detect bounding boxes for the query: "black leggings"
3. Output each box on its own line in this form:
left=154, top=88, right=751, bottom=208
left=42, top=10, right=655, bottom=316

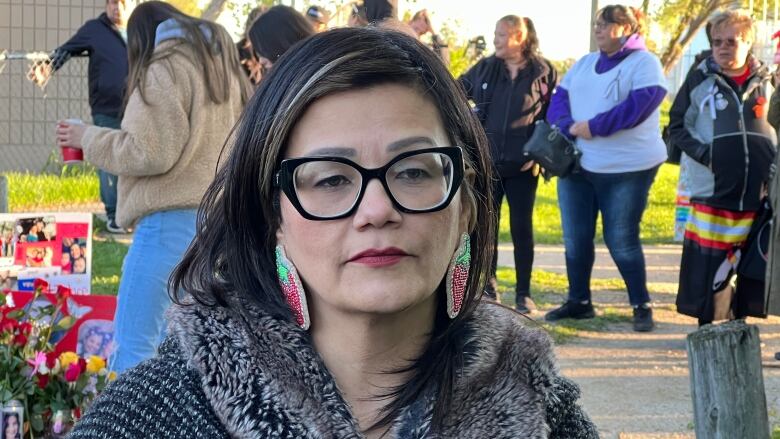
left=491, top=171, right=539, bottom=296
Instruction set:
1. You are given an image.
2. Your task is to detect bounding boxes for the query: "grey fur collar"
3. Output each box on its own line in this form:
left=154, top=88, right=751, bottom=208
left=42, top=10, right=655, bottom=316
left=167, top=298, right=562, bottom=438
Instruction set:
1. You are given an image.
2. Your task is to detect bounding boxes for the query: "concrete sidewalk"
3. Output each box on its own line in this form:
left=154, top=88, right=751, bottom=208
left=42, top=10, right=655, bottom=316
left=498, top=243, right=682, bottom=283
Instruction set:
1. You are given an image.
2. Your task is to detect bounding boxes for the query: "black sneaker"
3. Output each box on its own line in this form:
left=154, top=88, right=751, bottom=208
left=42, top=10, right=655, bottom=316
left=515, top=294, right=536, bottom=314
left=544, top=300, right=595, bottom=321
left=106, top=219, right=126, bottom=234
left=633, top=306, right=654, bottom=332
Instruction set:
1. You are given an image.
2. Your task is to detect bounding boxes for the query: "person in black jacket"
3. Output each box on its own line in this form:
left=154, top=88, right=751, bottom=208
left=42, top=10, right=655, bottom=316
left=30, top=0, right=132, bottom=234
left=669, top=10, right=777, bottom=324
left=460, top=15, right=557, bottom=313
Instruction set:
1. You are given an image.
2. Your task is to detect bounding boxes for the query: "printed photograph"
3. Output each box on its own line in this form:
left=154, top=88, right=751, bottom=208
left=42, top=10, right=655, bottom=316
left=13, top=216, right=56, bottom=243
left=60, top=237, right=88, bottom=275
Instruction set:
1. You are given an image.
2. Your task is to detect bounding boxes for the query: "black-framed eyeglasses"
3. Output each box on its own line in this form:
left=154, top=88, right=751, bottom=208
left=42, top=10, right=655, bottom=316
left=275, top=146, right=465, bottom=221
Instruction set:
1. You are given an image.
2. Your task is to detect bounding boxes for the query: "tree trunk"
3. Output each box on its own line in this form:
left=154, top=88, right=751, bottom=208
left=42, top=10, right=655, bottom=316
left=686, top=320, right=770, bottom=439
left=201, top=0, right=229, bottom=21
left=641, top=0, right=650, bottom=15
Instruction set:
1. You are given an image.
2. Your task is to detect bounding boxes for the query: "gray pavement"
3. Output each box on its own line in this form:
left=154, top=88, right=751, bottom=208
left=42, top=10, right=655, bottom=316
left=498, top=243, right=683, bottom=283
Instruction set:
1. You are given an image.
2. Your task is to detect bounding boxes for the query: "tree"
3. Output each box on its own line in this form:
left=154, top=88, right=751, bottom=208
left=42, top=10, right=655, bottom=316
left=202, top=0, right=230, bottom=21
left=653, top=0, right=772, bottom=74
left=656, top=0, right=728, bottom=74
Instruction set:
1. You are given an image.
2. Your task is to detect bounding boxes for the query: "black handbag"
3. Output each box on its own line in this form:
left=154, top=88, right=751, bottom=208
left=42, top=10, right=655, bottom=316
left=522, top=120, right=581, bottom=178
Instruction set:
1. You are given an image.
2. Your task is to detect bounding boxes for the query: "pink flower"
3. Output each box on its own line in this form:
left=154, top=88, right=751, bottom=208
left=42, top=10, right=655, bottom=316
left=64, top=362, right=82, bottom=382
left=27, top=351, right=47, bottom=376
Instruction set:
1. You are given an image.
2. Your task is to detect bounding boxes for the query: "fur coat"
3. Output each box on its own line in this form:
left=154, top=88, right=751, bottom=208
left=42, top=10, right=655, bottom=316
left=68, top=297, right=598, bottom=438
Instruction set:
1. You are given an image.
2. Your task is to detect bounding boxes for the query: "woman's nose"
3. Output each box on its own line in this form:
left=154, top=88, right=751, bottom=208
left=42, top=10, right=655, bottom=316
left=352, top=179, right=402, bottom=228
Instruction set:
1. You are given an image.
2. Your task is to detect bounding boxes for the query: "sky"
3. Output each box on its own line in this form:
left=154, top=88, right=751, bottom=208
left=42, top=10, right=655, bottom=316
left=217, top=0, right=652, bottom=61
left=395, top=0, right=650, bottom=60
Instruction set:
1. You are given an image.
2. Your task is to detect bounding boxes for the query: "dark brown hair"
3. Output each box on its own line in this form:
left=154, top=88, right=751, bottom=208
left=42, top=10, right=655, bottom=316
left=248, top=5, right=315, bottom=63
left=124, top=1, right=251, bottom=109
left=597, top=4, right=646, bottom=36
left=170, top=27, right=495, bottom=433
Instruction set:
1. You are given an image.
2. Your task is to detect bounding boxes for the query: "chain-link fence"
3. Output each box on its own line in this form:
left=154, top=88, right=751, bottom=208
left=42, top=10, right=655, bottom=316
left=0, top=0, right=105, bottom=213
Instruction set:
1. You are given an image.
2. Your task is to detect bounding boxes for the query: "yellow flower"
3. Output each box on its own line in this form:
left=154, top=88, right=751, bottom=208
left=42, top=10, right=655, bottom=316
left=58, top=351, right=79, bottom=369
left=107, top=371, right=117, bottom=381
left=86, top=356, right=106, bottom=374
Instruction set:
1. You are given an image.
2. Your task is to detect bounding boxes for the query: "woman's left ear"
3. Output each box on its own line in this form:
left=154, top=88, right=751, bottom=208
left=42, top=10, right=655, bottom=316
left=459, top=168, right=477, bottom=233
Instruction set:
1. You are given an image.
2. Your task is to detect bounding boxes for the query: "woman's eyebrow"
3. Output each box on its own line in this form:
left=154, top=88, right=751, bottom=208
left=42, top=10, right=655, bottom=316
left=387, top=136, right=435, bottom=152
left=306, top=147, right=356, bottom=157
left=303, top=137, right=436, bottom=157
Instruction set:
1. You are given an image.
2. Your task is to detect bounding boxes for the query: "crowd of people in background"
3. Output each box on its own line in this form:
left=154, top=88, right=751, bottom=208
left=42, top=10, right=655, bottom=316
left=23, top=0, right=780, bottom=435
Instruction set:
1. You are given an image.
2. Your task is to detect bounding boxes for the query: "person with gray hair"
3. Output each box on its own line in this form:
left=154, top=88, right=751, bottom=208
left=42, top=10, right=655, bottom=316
left=671, top=9, right=777, bottom=325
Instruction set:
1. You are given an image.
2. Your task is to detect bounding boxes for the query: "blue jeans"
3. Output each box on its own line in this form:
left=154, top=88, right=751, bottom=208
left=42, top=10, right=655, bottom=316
left=91, top=113, right=120, bottom=221
left=110, top=209, right=197, bottom=372
left=557, top=166, right=659, bottom=306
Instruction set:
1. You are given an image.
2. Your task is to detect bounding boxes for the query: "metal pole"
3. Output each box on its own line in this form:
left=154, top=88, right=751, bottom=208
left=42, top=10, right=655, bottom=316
left=0, top=175, right=8, bottom=213
left=589, top=0, right=598, bottom=52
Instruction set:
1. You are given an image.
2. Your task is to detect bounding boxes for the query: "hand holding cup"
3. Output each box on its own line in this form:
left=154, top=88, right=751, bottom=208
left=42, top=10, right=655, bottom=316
left=56, top=119, right=88, bottom=163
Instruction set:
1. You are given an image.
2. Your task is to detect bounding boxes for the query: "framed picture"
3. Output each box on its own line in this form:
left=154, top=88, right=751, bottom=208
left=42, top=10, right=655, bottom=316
left=1, top=213, right=93, bottom=294
left=1, top=401, right=24, bottom=439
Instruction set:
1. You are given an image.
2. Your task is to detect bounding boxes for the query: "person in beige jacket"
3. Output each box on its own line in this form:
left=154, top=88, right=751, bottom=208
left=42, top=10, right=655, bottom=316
left=56, top=1, right=250, bottom=372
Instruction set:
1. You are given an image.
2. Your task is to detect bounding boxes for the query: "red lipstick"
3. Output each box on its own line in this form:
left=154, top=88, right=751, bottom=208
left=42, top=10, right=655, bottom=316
left=348, top=247, right=410, bottom=267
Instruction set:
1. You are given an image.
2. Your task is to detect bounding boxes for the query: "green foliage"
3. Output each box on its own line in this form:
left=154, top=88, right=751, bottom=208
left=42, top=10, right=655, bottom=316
left=549, top=58, right=575, bottom=76
left=447, top=44, right=474, bottom=79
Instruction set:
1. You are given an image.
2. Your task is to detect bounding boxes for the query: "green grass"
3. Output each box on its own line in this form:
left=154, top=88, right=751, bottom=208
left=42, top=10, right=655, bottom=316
left=90, top=218, right=128, bottom=296
left=5, top=171, right=100, bottom=212
left=498, top=162, right=679, bottom=244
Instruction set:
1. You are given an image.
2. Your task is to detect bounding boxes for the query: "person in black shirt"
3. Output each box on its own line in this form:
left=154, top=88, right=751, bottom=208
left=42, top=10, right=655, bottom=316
left=460, top=15, right=557, bottom=313
left=30, top=0, right=133, bottom=234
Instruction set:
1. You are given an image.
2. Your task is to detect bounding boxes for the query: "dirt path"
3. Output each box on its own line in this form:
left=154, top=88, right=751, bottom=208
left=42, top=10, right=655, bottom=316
left=548, top=290, right=780, bottom=438
left=501, top=245, right=780, bottom=437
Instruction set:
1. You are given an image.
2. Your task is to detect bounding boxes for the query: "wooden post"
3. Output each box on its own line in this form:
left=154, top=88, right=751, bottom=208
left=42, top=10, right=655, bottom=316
left=686, top=320, right=770, bottom=439
left=0, top=174, right=8, bottom=213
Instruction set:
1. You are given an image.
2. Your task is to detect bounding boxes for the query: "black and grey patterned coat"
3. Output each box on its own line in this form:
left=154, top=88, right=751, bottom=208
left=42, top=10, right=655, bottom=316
left=68, top=297, right=598, bottom=438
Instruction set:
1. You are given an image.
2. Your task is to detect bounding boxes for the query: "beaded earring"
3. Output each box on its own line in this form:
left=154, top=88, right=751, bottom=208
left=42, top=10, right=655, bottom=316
left=275, top=246, right=310, bottom=329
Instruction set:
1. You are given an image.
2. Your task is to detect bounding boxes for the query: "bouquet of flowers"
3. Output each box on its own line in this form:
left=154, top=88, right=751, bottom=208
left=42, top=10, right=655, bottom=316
left=0, top=280, right=115, bottom=438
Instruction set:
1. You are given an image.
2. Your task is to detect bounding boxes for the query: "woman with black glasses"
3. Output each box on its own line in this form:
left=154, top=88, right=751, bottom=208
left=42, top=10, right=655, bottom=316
left=69, top=27, right=596, bottom=438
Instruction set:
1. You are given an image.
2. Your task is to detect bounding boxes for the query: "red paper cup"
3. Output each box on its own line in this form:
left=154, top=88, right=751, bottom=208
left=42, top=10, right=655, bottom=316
left=61, top=146, right=84, bottom=164
left=59, top=118, right=84, bottom=164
